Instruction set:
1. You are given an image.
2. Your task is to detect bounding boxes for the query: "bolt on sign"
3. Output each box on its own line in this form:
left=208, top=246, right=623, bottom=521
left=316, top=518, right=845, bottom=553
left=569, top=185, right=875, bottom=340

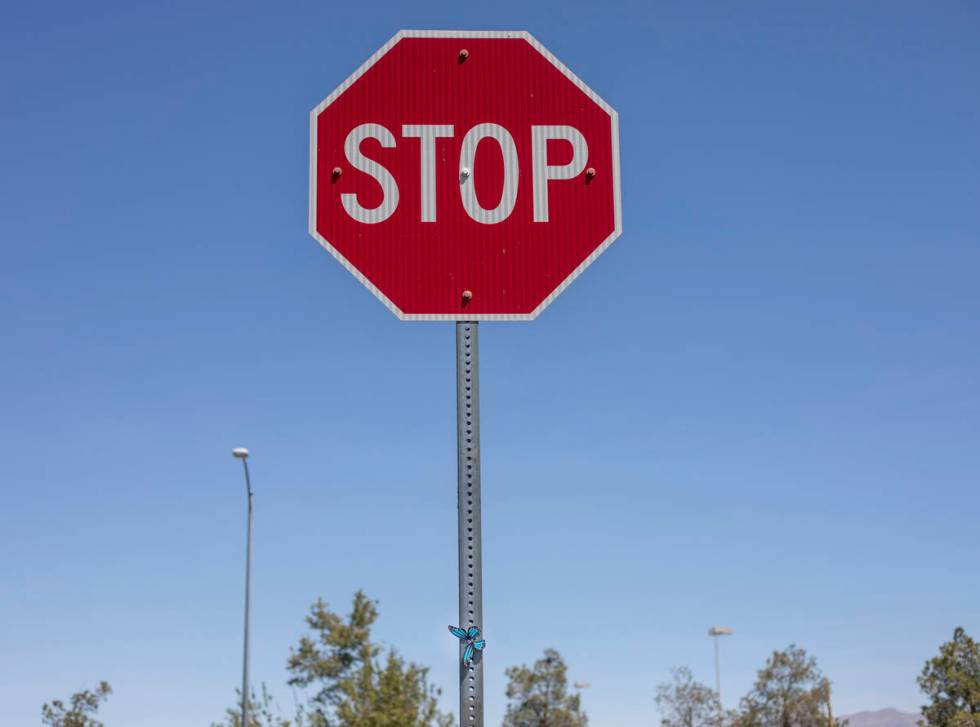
left=308, top=30, right=623, bottom=727
left=309, top=30, right=622, bottom=320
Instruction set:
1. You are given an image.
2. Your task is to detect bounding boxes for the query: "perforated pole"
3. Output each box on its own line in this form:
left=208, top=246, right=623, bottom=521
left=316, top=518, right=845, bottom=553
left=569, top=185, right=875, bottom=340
left=456, top=322, right=484, bottom=727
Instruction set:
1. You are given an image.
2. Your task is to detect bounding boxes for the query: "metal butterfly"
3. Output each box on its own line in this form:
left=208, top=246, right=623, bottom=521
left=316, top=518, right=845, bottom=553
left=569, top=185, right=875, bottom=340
left=448, top=625, right=486, bottom=668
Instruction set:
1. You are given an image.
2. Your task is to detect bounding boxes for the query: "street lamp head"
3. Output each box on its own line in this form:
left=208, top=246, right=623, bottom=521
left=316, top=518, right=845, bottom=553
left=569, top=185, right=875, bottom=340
left=232, top=448, right=250, bottom=459
left=709, top=626, right=733, bottom=637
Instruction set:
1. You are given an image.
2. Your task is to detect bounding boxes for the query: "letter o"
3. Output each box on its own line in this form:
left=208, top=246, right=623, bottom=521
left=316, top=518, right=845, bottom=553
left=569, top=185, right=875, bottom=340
left=458, top=123, right=519, bottom=224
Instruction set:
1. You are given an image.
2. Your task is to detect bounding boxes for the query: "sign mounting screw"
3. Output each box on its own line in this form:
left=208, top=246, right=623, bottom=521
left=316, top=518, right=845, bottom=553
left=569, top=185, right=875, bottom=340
left=462, top=290, right=473, bottom=304
left=585, top=167, right=597, bottom=181
left=331, top=166, right=343, bottom=180
left=458, top=49, right=470, bottom=63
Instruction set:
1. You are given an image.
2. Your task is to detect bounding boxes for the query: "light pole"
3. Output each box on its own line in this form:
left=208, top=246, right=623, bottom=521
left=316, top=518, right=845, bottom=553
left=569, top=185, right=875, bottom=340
left=233, top=448, right=253, bottom=727
left=708, top=626, right=733, bottom=704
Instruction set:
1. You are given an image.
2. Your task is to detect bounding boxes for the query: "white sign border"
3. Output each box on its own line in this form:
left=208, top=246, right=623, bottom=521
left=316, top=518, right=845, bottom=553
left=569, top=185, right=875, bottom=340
left=309, top=29, right=623, bottom=321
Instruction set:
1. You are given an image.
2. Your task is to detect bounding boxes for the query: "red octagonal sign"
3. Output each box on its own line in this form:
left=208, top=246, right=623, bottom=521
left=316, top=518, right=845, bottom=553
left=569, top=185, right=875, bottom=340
left=309, top=30, right=622, bottom=320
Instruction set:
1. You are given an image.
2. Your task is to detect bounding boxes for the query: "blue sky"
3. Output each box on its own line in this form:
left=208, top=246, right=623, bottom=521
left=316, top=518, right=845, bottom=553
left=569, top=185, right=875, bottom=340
left=2, top=1, right=978, bottom=725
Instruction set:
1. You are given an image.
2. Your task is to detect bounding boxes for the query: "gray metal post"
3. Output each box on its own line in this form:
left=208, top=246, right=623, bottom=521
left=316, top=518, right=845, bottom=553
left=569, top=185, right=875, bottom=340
left=241, top=459, right=254, bottom=727
left=456, top=322, right=483, bottom=727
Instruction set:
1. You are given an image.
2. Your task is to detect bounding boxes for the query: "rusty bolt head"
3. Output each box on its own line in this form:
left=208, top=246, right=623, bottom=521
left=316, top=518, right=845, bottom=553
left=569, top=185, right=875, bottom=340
left=331, top=166, right=343, bottom=179
left=462, top=290, right=473, bottom=303
left=458, top=48, right=470, bottom=62
left=585, top=167, right=597, bottom=180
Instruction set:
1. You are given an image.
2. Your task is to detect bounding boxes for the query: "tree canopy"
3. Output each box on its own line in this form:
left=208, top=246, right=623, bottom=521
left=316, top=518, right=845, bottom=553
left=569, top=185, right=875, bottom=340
left=918, top=627, right=980, bottom=727
left=736, top=645, right=838, bottom=727
left=502, top=649, right=587, bottom=727
left=42, top=681, right=112, bottom=727
left=655, top=666, right=729, bottom=727
left=286, top=590, right=453, bottom=727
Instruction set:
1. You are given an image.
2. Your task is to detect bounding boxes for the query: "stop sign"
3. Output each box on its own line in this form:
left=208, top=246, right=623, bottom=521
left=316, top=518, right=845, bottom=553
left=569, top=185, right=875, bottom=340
left=309, top=30, right=622, bottom=320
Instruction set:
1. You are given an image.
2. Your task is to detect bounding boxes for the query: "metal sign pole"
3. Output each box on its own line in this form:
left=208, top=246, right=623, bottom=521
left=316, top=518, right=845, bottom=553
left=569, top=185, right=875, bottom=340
left=456, top=321, right=484, bottom=727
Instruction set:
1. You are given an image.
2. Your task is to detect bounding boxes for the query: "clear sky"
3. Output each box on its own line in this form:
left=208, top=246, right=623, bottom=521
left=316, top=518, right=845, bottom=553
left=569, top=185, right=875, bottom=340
left=2, top=1, right=978, bottom=725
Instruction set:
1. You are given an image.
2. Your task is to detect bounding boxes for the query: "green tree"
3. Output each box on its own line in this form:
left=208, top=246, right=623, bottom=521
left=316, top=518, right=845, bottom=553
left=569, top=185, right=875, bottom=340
left=918, top=627, right=980, bottom=727
left=502, top=649, right=587, bottom=727
left=42, top=681, right=112, bottom=727
left=286, top=590, right=452, bottom=727
left=656, top=667, right=729, bottom=727
left=736, top=646, right=840, bottom=727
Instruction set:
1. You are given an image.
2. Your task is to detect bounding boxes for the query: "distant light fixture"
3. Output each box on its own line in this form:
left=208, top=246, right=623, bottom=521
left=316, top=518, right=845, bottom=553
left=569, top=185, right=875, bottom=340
left=573, top=682, right=591, bottom=690
left=708, top=626, right=733, bottom=636
left=232, top=448, right=250, bottom=459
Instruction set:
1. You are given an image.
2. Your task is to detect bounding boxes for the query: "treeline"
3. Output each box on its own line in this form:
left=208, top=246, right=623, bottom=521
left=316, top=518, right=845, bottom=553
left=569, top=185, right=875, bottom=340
left=42, top=590, right=586, bottom=727
left=656, top=648, right=841, bottom=727
left=656, top=627, right=980, bottom=727
left=42, top=592, right=980, bottom=727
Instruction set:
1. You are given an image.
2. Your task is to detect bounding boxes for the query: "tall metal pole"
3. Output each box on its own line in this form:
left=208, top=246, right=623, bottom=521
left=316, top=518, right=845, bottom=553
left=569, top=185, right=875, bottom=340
left=456, top=322, right=483, bottom=727
left=708, top=626, right=732, bottom=705
left=240, top=457, right=254, bottom=727
left=713, top=634, right=721, bottom=703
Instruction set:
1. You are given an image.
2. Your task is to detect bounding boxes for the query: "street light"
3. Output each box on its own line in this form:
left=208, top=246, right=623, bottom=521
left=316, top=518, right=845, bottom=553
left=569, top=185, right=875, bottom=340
left=233, top=448, right=253, bottom=727
left=708, top=626, right=733, bottom=705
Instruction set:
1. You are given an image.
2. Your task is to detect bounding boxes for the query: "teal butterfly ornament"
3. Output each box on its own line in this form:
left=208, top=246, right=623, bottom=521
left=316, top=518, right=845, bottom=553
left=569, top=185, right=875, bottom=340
left=448, top=625, right=486, bottom=668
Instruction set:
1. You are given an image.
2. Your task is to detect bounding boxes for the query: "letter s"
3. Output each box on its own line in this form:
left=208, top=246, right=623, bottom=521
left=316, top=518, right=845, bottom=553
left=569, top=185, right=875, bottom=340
left=340, top=123, right=399, bottom=223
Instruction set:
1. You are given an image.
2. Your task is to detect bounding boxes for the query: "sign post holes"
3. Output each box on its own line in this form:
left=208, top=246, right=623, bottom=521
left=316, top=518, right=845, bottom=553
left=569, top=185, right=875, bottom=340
left=456, top=322, right=483, bottom=726
left=309, top=31, right=622, bottom=727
